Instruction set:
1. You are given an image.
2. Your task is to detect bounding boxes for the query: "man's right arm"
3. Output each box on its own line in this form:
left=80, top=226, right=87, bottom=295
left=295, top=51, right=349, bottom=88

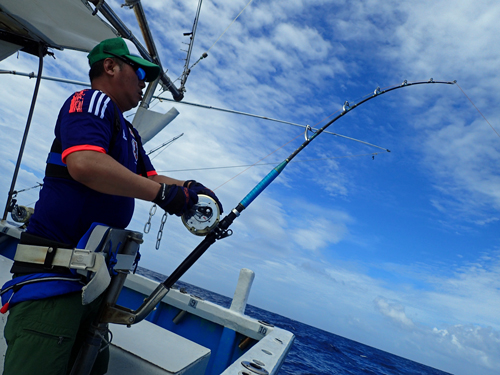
left=66, top=150, right=202, bottom=216
left=66, top=150, right=161, bottom=201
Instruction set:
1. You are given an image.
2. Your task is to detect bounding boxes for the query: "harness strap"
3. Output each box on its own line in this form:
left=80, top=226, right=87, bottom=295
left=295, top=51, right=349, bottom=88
left=15, top=245, right=104, bottom=273
left=14, top=245, right=137, bottom=273
left=6, top=225, right=142, bottom=307
left=46, top=151, right=66, bottom=166
left=45, top=139, right=73, bottom=180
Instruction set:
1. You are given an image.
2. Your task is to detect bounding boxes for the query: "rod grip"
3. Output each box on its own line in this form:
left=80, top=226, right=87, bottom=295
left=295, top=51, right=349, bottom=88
left=240, top=161, right=287, bottom=208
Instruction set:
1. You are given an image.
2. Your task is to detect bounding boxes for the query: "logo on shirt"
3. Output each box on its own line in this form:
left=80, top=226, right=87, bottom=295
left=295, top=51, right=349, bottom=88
left=132, top=138, right=138, bottom=162
left=69, top=91, right=86, bottom=113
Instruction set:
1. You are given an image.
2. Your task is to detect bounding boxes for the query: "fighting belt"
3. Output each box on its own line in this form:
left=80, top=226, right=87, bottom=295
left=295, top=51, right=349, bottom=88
left=13, top=225, right=142, bottom=304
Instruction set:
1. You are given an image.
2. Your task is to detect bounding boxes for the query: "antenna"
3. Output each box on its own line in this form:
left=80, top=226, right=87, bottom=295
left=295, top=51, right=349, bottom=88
left=179, top=0, right=203, bottom=93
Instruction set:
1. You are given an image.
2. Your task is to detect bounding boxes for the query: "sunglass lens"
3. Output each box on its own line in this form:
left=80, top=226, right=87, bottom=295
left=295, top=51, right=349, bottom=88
left=136, top=67, right=146, bottom=81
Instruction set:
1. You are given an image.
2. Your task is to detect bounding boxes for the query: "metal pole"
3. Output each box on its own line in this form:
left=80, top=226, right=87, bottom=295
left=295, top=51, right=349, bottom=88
left=2, top=44, right=45, bottom=220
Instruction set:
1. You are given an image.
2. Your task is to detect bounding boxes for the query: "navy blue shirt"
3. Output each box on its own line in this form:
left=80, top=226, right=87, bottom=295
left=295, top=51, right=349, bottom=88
left=27, top=89, right=156, bottom=247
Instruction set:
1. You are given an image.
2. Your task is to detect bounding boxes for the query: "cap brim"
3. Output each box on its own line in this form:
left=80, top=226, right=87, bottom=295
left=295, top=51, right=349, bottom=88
left=126, top=54, right=161, bottom=82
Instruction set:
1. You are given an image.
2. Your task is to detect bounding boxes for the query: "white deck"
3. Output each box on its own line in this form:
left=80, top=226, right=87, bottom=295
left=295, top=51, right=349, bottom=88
left=109, top=320, right=211, bottom=375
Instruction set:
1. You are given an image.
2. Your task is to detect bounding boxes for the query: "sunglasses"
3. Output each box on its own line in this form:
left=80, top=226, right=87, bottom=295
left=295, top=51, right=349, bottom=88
left=104, top=51, right=146, bottom=81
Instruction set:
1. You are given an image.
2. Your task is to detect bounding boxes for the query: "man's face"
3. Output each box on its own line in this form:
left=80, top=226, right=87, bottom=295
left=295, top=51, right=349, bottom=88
left=113, top=60, right=146, bottom=112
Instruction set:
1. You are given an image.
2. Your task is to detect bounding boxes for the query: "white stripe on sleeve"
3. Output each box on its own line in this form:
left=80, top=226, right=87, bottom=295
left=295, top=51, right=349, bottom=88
left=88, top=91, right=99, bottom=114
left=100, top=97, right=111, bottom=119
left=94, top=93, right=105, bottom=117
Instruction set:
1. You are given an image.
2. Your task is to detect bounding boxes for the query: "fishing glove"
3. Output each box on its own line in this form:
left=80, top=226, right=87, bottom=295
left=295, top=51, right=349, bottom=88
left=184, top=180, right=224, bottom=214
left=153, top=183, right=198, bottom=216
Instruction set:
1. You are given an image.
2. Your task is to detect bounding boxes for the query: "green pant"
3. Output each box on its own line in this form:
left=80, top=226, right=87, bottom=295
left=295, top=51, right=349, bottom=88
left=3, top=292, right=109, bottom=375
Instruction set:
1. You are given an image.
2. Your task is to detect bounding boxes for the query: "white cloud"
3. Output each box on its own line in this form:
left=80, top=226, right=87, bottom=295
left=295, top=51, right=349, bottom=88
left=373, top=296, right=415, bottom=328
left=432, top=325, right=500, bottom=371
left=422, top=118, right=500, bottom=214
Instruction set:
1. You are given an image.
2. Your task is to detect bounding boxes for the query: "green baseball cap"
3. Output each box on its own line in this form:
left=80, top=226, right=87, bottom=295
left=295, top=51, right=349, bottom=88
left=87, top=37, right=161, bottom=82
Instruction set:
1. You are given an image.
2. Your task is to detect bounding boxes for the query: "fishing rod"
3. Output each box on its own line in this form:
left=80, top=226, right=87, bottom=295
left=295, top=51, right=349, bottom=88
left=101, top=79, right=456, bottom=325
left=168, top=79, right=458, bottom=282
left=147, top=133, right=184, bottom=156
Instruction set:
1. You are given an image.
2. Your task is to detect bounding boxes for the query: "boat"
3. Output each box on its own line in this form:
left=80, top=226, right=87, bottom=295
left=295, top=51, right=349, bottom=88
left=0, top=0, right=295, bottom=374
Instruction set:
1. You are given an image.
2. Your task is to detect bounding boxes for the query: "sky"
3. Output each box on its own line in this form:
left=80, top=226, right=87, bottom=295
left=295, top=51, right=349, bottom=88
left=1, top=0, right=499, bottom=374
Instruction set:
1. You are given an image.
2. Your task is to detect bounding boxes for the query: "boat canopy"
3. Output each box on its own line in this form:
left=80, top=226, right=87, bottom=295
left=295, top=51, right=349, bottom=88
left=0, top=0, right=117, bottom=60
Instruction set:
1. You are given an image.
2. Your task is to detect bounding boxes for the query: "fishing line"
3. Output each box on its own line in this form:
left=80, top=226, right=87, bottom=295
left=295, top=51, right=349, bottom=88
left=153, top=95, right=391, bottom=152
left=179, top=0, right=255, bottom=81
left=207, top=0, right=254, bottom=54
left=455, top=82, right=500, bottom=138
left=156, top=152, right=382, bottom=173
left=214, top=131, right=303, bottom=191
left=184, top=82, right=399, bottom=191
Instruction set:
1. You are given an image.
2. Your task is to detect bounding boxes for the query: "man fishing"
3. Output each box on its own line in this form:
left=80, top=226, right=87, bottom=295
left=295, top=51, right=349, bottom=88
left=1, top=37, right=222, bottom=375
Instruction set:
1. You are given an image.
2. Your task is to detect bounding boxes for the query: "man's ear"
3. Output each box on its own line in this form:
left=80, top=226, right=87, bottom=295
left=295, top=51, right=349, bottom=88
left=103, top=58, right=118, bottom=76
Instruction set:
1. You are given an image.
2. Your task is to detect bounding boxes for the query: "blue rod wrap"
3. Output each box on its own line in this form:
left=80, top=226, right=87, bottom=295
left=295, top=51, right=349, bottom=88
left=240, top=161, right=288, bottom=208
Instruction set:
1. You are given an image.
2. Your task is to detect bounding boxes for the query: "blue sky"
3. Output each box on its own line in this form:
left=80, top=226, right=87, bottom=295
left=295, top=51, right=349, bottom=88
left=1, top=1, right=499, bottom=374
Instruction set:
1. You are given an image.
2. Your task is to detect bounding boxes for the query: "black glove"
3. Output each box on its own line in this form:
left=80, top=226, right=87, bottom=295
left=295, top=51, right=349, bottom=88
left=153, top=183, right=198, bottom=216
left=184, top=180, right=223, bottom=214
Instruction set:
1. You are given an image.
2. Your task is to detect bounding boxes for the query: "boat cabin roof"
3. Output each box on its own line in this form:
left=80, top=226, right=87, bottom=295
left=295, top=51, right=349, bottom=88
left=0, top=0, right=116, bottom=60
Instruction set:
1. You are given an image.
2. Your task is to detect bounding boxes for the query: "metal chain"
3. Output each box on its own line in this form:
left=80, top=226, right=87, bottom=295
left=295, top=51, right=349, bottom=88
left=144, top=204, right=157, bottom=234
left=156, top=212, right=168, bottom=250
left=144, top=204, right=168, bottom=250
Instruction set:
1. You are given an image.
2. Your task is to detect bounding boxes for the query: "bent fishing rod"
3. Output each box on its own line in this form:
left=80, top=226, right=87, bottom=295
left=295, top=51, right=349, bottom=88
left=101, top=79, right=456, bottom=325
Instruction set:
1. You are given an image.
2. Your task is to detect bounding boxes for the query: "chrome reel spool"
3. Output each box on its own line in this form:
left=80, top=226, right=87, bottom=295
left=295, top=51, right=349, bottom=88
left=181, top=194, right=221, bottom=236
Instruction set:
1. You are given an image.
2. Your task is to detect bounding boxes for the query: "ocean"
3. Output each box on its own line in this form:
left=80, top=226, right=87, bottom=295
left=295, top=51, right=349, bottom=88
left=138, top=267, right=452, bottom=375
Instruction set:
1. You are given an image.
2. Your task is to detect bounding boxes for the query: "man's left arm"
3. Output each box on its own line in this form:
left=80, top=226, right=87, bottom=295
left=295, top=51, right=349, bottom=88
left=148, top=174, right=187, bottom=187
left=138, top=133, right=223, bottom=213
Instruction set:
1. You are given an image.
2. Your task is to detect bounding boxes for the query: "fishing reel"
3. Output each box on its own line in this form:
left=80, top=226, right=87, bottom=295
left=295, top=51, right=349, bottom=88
left=11, top=204, right=34, bottom=224
left=181, top=194, right=221, bottom=236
